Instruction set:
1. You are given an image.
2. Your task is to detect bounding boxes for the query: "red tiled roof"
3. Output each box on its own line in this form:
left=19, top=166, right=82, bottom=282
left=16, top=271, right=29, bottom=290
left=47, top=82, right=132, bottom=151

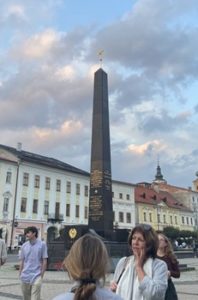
left=153, top=182, right=190, bottom=192
left=135, top=185, right=192, bottom=212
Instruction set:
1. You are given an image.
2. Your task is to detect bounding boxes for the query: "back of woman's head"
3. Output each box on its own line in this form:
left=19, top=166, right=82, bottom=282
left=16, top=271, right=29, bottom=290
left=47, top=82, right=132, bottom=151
left=128, top=224, right=159, bottom=259
left=63, top=233, right=109, bottom=300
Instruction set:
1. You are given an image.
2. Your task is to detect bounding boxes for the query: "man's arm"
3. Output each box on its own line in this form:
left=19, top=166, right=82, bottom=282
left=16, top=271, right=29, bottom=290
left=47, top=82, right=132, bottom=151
left=41, top=258, right=47, bottom=278
left=19, top=259, right=24, bottom=276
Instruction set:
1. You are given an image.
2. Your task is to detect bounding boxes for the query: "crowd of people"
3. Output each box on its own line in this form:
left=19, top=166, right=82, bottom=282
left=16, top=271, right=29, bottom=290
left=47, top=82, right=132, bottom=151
left=53, top=224, right=180, bottom=300
left=1, top=224, right=181, bottom=300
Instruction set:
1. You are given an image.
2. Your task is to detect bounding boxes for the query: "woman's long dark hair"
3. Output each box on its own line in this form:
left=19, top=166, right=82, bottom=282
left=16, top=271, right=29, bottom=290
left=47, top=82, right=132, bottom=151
left=128, top=224, right=159, bottom=260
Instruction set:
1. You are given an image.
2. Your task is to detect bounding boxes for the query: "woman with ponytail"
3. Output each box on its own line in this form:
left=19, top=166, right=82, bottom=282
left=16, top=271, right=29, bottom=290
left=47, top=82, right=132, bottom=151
left=53, top=233, right=123, bottom=300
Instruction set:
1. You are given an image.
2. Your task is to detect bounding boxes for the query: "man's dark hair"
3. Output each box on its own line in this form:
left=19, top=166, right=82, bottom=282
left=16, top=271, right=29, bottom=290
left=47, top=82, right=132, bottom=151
left=25, top=226, right=38, bottom=238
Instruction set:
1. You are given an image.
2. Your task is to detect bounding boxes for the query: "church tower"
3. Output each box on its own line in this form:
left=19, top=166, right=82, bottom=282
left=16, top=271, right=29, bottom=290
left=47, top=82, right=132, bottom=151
left=153, top=162, right=167, bottom=184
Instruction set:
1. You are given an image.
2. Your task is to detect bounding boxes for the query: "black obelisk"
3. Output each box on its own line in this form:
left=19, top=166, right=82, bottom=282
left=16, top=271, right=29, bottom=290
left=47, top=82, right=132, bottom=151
left=88, top=68, right=113, bottom=237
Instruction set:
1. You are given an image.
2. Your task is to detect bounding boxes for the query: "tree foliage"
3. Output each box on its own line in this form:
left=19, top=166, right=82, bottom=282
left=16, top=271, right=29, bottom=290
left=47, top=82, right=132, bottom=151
left=163, top=226, right=198, bottom=244
left=163, top=226, right=180, bottom=240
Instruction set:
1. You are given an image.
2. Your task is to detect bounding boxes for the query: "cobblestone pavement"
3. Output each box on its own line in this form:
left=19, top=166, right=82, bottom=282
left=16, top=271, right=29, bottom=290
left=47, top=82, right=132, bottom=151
left=0, top=258, right=197, bottom=300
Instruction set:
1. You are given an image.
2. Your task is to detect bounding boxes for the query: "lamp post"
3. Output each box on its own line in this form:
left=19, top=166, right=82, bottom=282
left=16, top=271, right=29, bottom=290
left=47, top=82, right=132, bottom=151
left=9, top=160, right=20, bottom=251
left=156, top=203, right=160, bottom=231
left=193, top=203, right=198, bottom=243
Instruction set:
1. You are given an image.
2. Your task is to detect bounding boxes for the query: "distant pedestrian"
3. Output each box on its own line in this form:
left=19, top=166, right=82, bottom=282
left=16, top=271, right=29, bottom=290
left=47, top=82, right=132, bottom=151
left=157, top=233, right=180, bottom=300
left=19, top=226, right=48, bottom=300
left=0, top=235, right=7, bottom=267
left=52, top=233, right=123, bottom=300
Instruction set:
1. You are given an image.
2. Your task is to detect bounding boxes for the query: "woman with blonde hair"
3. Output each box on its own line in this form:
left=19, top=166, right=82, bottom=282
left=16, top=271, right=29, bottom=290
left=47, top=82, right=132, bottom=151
left=157, top=233, right=180, bottom=300
left=52, top=233, right=123, bottom=300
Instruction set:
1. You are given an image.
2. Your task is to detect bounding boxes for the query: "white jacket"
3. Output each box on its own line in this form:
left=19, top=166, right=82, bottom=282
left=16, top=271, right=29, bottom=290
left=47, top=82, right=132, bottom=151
left=0, top=239, right=7, bottom=265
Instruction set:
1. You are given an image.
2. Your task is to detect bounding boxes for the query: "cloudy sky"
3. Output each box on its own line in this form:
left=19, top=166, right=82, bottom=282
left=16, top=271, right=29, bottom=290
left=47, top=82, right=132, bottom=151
left=1, top=0, right=198, bottom=188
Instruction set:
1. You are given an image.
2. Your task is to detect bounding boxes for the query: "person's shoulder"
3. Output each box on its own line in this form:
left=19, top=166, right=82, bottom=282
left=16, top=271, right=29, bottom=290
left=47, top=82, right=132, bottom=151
left=35, top=239, right=46, bottom=246
left=118, top=255, right=130, bottom=264
left=52, top=292, right=73, bottom=300
left=21, top=241, right=29, bottom=248
left=38, top=239, right=47, bottom=246
left=153, top=258, right=167, bottom=269
left=96, top=287, right=123, bottom=299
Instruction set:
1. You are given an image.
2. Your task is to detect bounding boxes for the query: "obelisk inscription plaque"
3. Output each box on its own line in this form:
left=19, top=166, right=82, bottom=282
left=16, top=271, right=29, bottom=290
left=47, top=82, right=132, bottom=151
left=89, top=68, right=113, bottom=235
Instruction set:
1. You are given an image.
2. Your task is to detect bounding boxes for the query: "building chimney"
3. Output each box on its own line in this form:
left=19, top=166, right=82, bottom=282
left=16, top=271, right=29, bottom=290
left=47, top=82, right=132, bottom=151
left=17, top=142, right=22, bottom=151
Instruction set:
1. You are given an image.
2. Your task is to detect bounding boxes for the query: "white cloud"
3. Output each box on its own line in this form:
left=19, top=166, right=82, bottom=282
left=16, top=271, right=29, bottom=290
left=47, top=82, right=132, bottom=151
left=128, top=140, right=166, bottom=155
left=20, top=29, right=58, bottom=58
left=55, top=65, right=75, bottom=81
left=1, top=0, right=198, bottom=187
left=6, top=4, right=26, bottom=19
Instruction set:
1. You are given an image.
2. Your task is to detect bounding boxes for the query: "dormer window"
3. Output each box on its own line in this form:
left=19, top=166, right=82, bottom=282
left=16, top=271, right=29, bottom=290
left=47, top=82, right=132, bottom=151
left=6, top=171, right=12, bottom=184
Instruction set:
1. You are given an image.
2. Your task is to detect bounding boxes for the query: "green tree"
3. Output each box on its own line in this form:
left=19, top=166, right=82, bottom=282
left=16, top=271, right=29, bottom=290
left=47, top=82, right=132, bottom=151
left=163, top=226, right=180, bottom=240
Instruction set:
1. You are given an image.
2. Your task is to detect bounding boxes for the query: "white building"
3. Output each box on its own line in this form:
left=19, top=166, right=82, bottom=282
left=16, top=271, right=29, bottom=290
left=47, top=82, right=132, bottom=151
left=0, top=144, right=135, bottom=248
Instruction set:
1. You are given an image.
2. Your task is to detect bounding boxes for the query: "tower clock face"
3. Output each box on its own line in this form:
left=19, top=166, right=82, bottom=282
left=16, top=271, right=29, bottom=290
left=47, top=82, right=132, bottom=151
left=69, top=228, right=77, bottom=239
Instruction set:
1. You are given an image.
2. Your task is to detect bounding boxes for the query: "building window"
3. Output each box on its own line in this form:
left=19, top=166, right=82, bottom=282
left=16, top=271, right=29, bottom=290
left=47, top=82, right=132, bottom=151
left=76, top=183, right=80, bottom=195
left=3, top=198, right=9, bottom=212
left=21, top=198, right=27, bottom=212
left=182, top=216, right=185, bottom=224
left=119, top=212, right=124, bottom=222
left=143, top=212, right=146, bottom=222
left=56, top=179, right=61, bottom=192
left=66, top=204, right=70, bottom=217
left=45, top=177, right=50, bottom=190
left=76, top=205, right=80, bottom=217
left=55, top=202, right=60, bottom=216
left=66, top=181, right=71, bottom=193
left=126, top=213, right=131, bottom=223
left=84, top=206, right=88, bottom=219
left=6, top=171, right=12, bottom=184
left=126, top=194, right=130, bottom=200
left=163, top=215, right=166, bottom=223
left=34, top=175, right=40, bottom=188
left=175, top=216, right=177, bottom=224
left=157, top=213, right=160, bottom=223
left=149, top=212, right=152, bottom=222
left=170, top=215, right=173, bottom=224
left=84, top=185, right=88, bottom=197
left=119, top=193, right=123, bottom=199
left=113, top=211, right=115, bottom=221
left=23, top=173, right=29, bottom=186
left=112, top=191, right=114, bottom=198
left=44, top=201, right=49, bottom=215
left=191, top=217, right=193, bottom=225
left=33, top=199, right=38, bottom=214
left=186, top=217, right=189, bottom=225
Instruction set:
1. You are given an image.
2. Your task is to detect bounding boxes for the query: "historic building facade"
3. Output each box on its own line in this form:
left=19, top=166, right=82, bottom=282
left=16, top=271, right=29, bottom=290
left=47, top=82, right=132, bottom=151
left=135, top=183, right=194, bottom=232
left=0, top=144, right=135, bottom=248
left=151, top=163, right=197, bottom=231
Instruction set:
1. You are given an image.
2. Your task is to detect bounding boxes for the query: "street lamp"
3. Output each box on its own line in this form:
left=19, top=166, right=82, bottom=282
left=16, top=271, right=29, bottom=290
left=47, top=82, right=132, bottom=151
left=9, top=161, right=20, bottom=251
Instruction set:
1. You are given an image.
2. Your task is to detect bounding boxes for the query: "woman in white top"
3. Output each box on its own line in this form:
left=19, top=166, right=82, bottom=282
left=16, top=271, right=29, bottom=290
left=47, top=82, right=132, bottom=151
left=52, top=233, right=123, bottom=300
left=110, top=224, right=168, bottom=300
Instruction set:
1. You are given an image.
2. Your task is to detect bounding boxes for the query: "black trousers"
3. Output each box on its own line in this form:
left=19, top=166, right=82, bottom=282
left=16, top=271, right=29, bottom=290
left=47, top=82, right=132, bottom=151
left=165, top=278, right=178, bottom=300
